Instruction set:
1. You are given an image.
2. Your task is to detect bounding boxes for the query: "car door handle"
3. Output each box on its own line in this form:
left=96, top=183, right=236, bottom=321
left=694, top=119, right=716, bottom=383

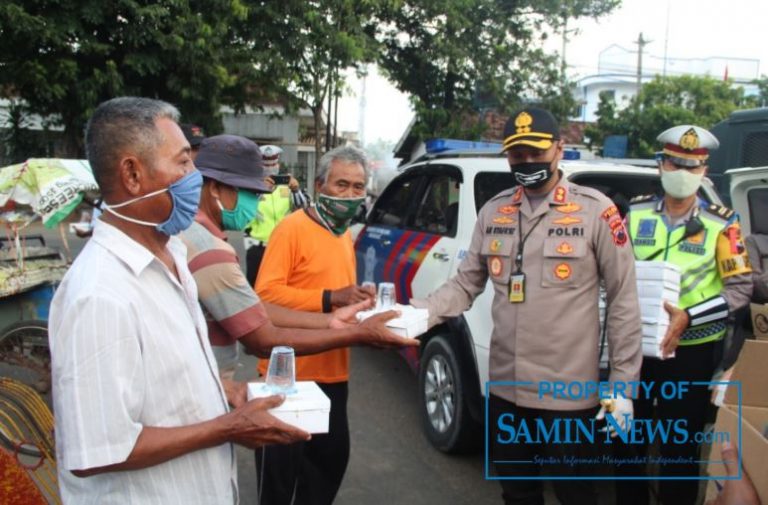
left=432, top=252, right=450, bottom=262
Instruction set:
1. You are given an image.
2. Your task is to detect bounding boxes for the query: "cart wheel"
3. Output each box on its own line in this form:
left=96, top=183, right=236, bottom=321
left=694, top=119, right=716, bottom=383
left=0, top=320, right=50, bottom=396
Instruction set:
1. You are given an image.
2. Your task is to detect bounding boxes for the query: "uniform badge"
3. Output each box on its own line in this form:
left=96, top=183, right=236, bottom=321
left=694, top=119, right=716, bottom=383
left=554, top=186, right=567, bottom=203
left=490, top=256, right=503, bottom=277
left=514, top=111, right=533, bottom=134
left=552, top=216, right=582, bottom=225
left=601, top=205, right=619, bottom=222
left=555, top=203, right=581, bottom=214
left=490, top=239, right=503, bottom=253
left=554, top=263, right=572, bottom=280
left=637, top=219, right=657, bottom=238
left=556, top=242, right=574, bottom=255
left=493, top=216, right=516, bottom=224
left=679, top=128, right=700, bottom=150
left=686, top=229, right=706, bottom=245
left=497, top=205, right=519, bottom=215
left=612, top=226, right=628, bottom=247
left=512, top=187, right=523, bottom=203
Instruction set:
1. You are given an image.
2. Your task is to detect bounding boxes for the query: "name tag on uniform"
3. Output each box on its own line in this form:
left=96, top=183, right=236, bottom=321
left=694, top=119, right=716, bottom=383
left=508, top=273, right=525, bottom=303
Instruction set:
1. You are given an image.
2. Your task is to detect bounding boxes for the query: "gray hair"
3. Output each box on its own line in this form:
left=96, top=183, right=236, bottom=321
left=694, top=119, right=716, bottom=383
left=315, top=145, right=370, bottom=185
left=85, top=97, right=180, bottom=196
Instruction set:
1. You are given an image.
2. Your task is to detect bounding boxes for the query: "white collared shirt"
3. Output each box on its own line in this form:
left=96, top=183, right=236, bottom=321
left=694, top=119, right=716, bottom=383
left=49, top=220, right=237, bottom=504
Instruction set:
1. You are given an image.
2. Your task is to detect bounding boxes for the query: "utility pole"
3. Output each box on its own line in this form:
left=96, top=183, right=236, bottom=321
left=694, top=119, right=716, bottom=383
left=635, top=32, right=651, bottom=94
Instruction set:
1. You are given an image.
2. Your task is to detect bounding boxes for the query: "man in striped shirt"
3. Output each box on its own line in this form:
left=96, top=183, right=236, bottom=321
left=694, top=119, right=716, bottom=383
left=180, top=134, right=416, bottom=382
left=49, top=97, right=310, bottom=504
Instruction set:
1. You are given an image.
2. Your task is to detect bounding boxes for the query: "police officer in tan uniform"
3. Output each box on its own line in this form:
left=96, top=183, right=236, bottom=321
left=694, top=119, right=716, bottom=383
left=413, top=107, right=642, bottom=505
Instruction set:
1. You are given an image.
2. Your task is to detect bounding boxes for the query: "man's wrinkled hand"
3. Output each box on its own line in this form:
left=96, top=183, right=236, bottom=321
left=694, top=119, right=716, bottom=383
left=660, top=301, right=688, bottom=359
left=288, top=176, right=300, bottom=192
left=358, top=310, right=419, bottom=349
left=329, top=299, right=374, bottom=329
left=226, top=395, right=311, bottom=449
left=330, top=285, right=375, bottom=307
left=221, top=378, right=247, bottom=408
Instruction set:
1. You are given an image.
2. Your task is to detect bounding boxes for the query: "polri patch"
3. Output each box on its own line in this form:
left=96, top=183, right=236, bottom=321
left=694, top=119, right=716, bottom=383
left=554, top=263, right=572, bottom=280
left=490, top=256, right=503, bottom=276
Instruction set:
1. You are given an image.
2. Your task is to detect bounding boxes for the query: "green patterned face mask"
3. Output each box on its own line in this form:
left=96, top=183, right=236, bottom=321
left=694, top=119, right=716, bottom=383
left=218, top=189, right=261, bottom=231
left=315, top=193, right=365, bottom=235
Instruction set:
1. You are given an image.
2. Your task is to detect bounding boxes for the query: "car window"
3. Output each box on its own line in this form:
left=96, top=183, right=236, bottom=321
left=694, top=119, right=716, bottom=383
left=413, top=174, right=461, bottom=237
left=748, top=187, right=768, bottom=234
left=474, top=172, right=516, bottom=213
left=368, top=174, right=425, bottom=228
left=568, top=173, right=662, bottom=217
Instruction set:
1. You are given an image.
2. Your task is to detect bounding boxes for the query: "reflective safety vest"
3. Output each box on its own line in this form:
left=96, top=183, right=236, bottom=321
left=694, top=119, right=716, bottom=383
left=247, top=185, right=293, bottom=243
left=628, top=197, right=744, bottom=345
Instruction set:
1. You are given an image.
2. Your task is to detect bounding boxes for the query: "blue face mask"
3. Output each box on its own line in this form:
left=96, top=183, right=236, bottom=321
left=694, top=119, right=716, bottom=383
left=216, top=189, right=261, bottom=231
left=103, top=170, right=203, bottom=236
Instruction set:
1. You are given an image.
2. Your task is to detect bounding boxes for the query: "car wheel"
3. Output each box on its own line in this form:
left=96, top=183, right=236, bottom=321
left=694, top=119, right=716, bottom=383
left=419, top=336, right=479, bottom=453
left=0, top=320, right=51, bottom=395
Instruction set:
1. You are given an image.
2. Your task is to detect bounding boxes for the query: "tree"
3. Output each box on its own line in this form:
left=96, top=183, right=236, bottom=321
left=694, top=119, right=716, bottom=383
left=248, top=1, right=380, bottom=180
left=588, top=75, right=751, bottom=158
left=373, top=0, right=618, bottom=141
left=0, top=0, right=266, bottom=156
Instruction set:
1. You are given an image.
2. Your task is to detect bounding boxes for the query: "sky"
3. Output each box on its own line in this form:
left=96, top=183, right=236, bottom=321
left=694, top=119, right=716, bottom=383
left=337, top=0, right=768, bottom=146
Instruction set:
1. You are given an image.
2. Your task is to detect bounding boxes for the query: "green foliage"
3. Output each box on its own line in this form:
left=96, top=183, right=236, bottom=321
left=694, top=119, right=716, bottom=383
left=0, top=0, right=258, bottom=155
left=373, top=0, right=618, bottom=140
left=588, top=75, right=752, bottom=158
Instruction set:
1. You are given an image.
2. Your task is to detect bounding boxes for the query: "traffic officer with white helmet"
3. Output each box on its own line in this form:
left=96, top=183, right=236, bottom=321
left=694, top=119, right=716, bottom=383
left=244, top=144, right=310, bottom=285
left=617, top=125, right=753, bottom=505
left=412, top=107, right=642, bottom=505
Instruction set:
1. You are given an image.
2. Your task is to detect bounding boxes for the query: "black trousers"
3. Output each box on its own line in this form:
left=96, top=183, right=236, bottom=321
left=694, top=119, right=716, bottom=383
left=489, top=395, right=600, bottom=505
left=614, top=341, right=721, bottom=505
left=246, top=244, right=267, bottom=288
left=255, top=382, right=350, bottom=505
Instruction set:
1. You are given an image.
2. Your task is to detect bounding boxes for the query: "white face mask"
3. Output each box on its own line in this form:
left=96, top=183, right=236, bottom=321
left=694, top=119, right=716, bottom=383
left=660, top=169, right=704, bottom=199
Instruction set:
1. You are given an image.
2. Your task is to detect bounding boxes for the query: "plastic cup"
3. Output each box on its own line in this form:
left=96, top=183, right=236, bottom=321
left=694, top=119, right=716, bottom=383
left=377, top=282, right=396, bottom=310
left=264, top=346, right=297, bottom=395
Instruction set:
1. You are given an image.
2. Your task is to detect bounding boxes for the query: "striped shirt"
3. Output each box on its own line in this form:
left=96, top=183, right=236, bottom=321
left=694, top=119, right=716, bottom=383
left=49, top=220, right=237, bottom=504
left=180, top=214, right=269, bottom=372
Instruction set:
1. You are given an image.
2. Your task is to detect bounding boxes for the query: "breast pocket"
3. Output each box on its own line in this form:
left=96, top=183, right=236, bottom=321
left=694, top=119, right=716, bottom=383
left=541, top=237, right=587, bottom=288
left=481, top=235, right=515, bottom=285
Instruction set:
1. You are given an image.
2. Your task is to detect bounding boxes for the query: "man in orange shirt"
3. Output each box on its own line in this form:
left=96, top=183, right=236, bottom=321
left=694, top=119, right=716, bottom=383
left=256, top=145, right=376, bottom=505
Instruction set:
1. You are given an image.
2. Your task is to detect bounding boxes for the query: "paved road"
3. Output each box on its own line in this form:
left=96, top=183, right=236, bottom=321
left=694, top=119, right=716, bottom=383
left=233, top=347, right=501, bottom=505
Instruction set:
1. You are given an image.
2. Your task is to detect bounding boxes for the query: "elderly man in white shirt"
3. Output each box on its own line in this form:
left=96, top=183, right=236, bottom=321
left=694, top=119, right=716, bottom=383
left=49, top=96, right=309, bottom=504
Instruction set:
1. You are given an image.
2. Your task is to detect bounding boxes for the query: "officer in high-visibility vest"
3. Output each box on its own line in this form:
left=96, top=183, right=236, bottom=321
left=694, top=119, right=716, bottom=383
left=618, top=125, right=753, bottom=505
left=244, top=144, right=310, bottom=286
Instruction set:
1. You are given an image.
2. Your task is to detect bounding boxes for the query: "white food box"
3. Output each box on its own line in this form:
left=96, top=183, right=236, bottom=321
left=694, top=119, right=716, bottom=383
left=642, top=340, right=674, bottom=359
left=637, top=282, right=679, bottom=304
left=247, top=381, right=331, bottom=434
left=635, top=261, right=681, bottom=284
left=635, top=261, right=680, bottom=359
left=357, top=303, right=429, bottom=338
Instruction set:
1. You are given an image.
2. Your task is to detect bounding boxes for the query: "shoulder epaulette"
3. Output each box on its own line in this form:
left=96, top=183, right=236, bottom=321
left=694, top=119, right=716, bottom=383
left=487, top=186, right=520, bottom=203
left=630, top=194, right=656, bottom=204
left=704, top=203, right=735, bottom=220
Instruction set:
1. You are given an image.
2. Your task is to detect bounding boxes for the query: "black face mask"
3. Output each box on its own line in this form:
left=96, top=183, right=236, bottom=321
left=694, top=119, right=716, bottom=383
left=510, top=160, right=555, bottom=189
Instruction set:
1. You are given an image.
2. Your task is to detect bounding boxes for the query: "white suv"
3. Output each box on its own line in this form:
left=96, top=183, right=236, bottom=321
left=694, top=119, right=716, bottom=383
left=354, top=152, right=722, bottom=453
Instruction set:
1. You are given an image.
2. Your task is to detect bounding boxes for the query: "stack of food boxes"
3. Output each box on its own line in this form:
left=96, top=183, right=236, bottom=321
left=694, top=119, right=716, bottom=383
left=635, top=261, right=681, bottom=359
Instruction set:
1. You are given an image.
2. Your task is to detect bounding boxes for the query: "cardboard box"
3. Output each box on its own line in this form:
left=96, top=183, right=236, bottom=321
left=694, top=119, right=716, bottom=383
left=357, top=304, right=429, bottom=338
left=247, top=381, right=331, bottom=434
left=707, top=340, right=768, bottom=504
left=751, top=303, right=768, bottom=341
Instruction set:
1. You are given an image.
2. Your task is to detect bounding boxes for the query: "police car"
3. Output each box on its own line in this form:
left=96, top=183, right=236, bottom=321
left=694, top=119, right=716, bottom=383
left=354, top=144, right=722, bottom=453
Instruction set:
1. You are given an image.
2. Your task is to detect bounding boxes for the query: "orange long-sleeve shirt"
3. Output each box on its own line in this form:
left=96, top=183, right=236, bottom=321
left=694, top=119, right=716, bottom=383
left=256, top=209, right=356, bottom=383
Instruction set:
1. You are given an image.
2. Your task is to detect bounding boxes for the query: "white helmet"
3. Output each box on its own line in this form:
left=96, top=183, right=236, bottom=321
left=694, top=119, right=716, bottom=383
left=260, top=144, right=283, bottom=173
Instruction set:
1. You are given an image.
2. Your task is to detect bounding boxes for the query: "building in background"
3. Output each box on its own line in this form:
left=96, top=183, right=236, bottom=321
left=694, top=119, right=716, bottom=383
left=570, top=45, right=760, bottom=123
